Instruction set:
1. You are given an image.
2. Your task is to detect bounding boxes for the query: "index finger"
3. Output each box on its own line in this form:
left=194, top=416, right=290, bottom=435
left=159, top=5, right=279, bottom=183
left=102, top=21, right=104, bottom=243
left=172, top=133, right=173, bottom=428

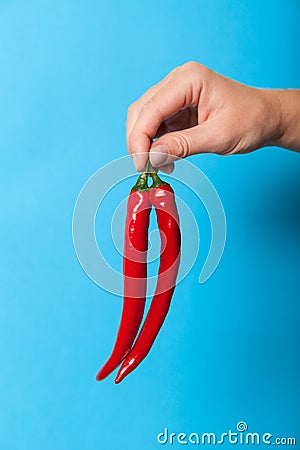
left=128, top=68, right=201, bottom=171
left=126, top=68, right=178, bottom=145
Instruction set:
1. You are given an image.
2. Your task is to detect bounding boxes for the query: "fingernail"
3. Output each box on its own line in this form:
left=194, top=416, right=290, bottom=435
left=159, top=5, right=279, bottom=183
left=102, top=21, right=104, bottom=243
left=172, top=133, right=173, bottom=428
left=150, top=145, right=168, bottom=167
left=160, top=163, right=174, bottom=174
left=132, top=153, right=148, bottom=171
left=132, top=154, right=141, bottom=171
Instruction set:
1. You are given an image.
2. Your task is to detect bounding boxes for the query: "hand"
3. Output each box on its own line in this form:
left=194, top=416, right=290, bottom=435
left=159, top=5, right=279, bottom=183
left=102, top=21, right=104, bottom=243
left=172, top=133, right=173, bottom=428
left=126, top=61, right=285, bottom=173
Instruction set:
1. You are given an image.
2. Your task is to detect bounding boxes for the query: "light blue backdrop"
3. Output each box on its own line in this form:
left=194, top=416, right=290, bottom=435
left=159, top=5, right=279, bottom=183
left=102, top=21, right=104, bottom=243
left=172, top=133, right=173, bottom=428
left=0, top=1, right=299, bottom=449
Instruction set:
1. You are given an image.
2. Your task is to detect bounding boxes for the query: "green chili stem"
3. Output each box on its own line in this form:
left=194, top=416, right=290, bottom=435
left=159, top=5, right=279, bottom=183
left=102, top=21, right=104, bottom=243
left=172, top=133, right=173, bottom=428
left=131, top=170, right=149, bottom=191
left=146, top=161, right=169, bottom=188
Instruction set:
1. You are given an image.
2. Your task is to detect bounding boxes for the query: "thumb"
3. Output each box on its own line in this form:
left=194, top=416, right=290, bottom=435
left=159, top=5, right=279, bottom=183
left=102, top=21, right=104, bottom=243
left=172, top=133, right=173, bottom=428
left=149, top=121, right=220, bottom=167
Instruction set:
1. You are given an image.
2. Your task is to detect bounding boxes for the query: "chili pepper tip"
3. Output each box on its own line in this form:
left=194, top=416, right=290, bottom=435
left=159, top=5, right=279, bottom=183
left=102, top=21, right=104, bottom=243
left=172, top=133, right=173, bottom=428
left=114, top=366, right=128, bottom=384
left=95, top=370, right=104, bottom=381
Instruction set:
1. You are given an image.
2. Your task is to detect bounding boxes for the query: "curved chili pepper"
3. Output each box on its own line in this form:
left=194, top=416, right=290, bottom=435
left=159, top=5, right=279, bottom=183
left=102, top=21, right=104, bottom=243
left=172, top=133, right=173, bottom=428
left=96, top=174, right=151, bottom=381
left=115, top=170, right=181, bottom=384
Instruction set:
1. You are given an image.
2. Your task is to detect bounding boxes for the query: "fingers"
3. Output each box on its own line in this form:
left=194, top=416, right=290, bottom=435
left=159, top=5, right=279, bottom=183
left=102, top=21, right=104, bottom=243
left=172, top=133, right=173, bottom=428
left=127, top=66, right=202, bottom=171
left=159, top=163, right=174, bottom=174
left=126, top=80, right=167, bottom=146
left=155, top=106, right=198, bottom=138
left=126, top=67, right=178, bottom=153
left=135, top=107, right=198, bottom=173
left=149, top=118, right=224, bottom=168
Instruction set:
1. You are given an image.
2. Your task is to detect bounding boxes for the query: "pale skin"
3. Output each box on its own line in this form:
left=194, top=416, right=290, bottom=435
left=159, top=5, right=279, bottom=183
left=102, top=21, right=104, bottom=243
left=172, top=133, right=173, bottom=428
left=126, top=61, right=300, bottom=173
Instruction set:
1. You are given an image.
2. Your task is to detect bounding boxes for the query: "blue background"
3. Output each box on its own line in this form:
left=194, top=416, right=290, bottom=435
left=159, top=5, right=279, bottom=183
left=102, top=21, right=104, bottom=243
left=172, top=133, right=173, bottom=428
left=1, top=0, right=299, bottom=448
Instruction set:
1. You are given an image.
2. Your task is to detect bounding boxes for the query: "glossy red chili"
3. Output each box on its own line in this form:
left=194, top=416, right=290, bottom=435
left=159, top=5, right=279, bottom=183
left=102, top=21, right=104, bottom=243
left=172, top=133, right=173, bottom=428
left=115, top=171, right=181, bottom=384
left=96, top=173, right=151, bottom=381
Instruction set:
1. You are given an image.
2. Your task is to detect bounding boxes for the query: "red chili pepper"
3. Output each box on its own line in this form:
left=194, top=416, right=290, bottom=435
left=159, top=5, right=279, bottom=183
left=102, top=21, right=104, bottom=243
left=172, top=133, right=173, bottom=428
left=96, top=173, right=151, bottom=381
left=115, top=170, right=181, bottom=384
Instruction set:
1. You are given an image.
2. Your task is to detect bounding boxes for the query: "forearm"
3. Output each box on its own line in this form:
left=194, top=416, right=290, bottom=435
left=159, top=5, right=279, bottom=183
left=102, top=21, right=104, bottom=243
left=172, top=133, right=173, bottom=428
left=270, top=89, right=300, bottom=152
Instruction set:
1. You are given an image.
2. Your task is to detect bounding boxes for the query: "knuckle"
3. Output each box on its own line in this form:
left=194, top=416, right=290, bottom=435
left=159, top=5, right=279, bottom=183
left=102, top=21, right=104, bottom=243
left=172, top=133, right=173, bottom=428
left=140, top=98, right=160, bottom=120
left=182, top=61, right=201, bottom=73
left=140, top=102, right=150, bottom=115
left=182, top=61, right=209, bottom=80
left=172, top=132, right=191, bottom=159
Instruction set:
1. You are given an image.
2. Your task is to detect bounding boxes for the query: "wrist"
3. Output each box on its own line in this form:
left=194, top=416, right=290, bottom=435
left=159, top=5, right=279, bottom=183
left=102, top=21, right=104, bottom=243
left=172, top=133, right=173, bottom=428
left=262, top=89, right=300, bottom=152
left=259, top=88, right=284, bottom=148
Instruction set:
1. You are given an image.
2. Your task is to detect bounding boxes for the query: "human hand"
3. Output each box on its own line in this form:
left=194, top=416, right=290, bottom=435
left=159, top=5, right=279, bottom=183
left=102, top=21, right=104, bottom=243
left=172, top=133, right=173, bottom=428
left=126, top=61, right=283, bottom=173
